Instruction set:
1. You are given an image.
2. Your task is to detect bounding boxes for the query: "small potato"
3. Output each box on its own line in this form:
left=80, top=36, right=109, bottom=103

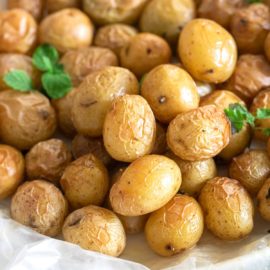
left=110, top=154, right=182, bottom=216
left=62, top=205, right=126, bottom=257
left=25, top=139, right=72, bottom=184
left=11, top=180, right=68, bottom=236
left=166, top=151, right=217, bottom=196
left=71, top=134, right=112, bottom=166
left=60, top=47, right=118, bottom=87
left=151, top=122, right=167, bottom=155
left=120, top=33, right=172, bottom=78
left=39, top=8, right=94, bottom=54
left=178, top=19, right=237, bottom=83
left=103, top=95, right=156, bottom=162
left=0, top=90, right=57, bottom=150
left=0, top=9, right=37, bottom=54
left=230, top=4, right=270, bottom=54
left=94, top=24, right=138, bottom=57
left=141, top=64, right=199, bottom=123
left=60, top=154, right=109, bottom=209
left=72, top=66, right=139, bottom=137
left=140, top=0, right=195, bottom=44
left=257, top=178, right=270, bottom=221
left=195, top=80, right=215, bottom=98
left=0, top=145, right=24, bottom=200
left=199, top=177, right=254, bottom=241
left=145, top=194, right=204, bottom=257
left=47, top=0, right=81, bottom=13
left=167, top=105, right=231, bottom=161
left=229, top=150, right=270, bottom=195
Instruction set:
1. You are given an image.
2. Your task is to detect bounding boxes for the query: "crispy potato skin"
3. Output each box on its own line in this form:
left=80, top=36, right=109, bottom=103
left=199, top=177, right=254, bottom=241
left=257, top=178, right=270, bottom=221
left=145, top=194, right=204, bottom=256
left=167, top=105, right=231, bottom=161
left=47, top=0, right=81, bottom=14
left=110, top=154, right=182, bottom=216
left=62, top=205, right=126, bottom=257
left=11, top=180, right=68, bottom=236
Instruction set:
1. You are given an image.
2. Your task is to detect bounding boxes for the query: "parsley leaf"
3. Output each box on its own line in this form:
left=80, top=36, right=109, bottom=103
left=263, top=128, right=270, bottom=136
left=3, top=70, right=33, bottom=91
left=256, top=108, right=270, bottom=119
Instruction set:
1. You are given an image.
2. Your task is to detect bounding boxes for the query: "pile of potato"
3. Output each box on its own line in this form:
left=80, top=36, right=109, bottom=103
left=0, top=0, right=270, bottom=259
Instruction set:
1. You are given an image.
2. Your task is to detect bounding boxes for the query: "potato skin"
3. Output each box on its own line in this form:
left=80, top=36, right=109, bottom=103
left=118, top=214, right=148, bottom=235
left=145, top=194, right=204, bottom=257
left=0, top=145, right=24, bottom=201
left=195, top=80, right=215, bottom=98
left=72, top=67, right=139, bottom=137
left=0, top=9, right=37, bottom=54
left=167, top=105, right=231, bottom=161
left=229, top=150, right=270, bottom=195
left=151, top=122, right=167, bottom=155
left=264, top=32, right=270, bottom=61
left=47, top=0, right=81, bottom=13
left=110, top=154, right=182, bottom=216
left=60, top=154, right=109, bottom=209
left=39, top=8, right=94, bottom=53
left=0, top=90, right=57, bottom=150
left=62, top=205, right=126, bottom=257
left=11, top=180, right=68, bottom=237
left=178, top=19, right=237, bottom=83
left=199, top=177, right=254, bottom=241
left=141, top=64, right=199, bottom=123
left=257, top=178, right=270, bottom=221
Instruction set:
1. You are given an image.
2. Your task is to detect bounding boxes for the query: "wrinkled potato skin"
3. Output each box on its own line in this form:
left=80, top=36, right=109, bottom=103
left=39, top=8, right=94, bottom=53
left=62, top=205, right=126, bottom=257
left=60, top=154, right=109, bottom=209
left=0, top=54, right=40, bottom=91
left=0, top=9, right=37, bottom=54
left=195, top=80, right=215, bottom=98
left=11, top=180, right=68, bottom=236
left=0, top=145, right=24, bottom=201
left=167, top=105, right=231, bottom=161
left=72, top=67, right=139, bottom=137
left=229, top=150, right=270, bottom=195
left=120, top=33, right=172, bottom=78
left=94, top=24, right=138, bottom=57
left=145, top=195, right=204, bottom=257
left=199, top=177, right=254, bottom=241
left=60, top=47, right=118, bottom=87
left=230, top=4, right=270, bottom=54
left=25, top=139, right=72, bottom=184
left=141, top=64, right=199, bottom=123
left=140, top=0, right=195, bottom=44
left=110, top=155, right=182, bottom=216
left=0, top=90, right=57, bottom=150
left=151, top=122, right=167, bottom=155
left=178, top=19, right=237, bottom=83
left=47, top=0, right=81, bottom=13
left=257, top=178, right=270, bottom=221
left=103, top=95, right=156, bottom=162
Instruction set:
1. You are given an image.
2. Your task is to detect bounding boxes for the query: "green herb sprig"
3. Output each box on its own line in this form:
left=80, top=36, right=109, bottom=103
left=4, top=44, right=72, bottom=99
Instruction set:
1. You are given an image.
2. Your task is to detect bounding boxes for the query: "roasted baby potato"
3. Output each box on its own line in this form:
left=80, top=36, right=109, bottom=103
left=11, top=180, right=68, bottom=236
left=47, top=0, right=81, bottom=13
left=62, top=205, right=126, bottom=257
left=257, top=178, right=270, bottom=221
left=145, top=194, right=204, bottom=256
left=151, top=122, right=167, bottom=155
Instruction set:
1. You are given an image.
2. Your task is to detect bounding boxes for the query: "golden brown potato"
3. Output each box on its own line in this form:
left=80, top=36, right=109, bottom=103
left=25, top=139, right=72, bottom=184
left=151, top=122, right=167, bottom=155
left=62, top=205, right=126, bottom=257
left=145, top=194, right=204, bottom=256
left=94, top=24, right=138, bottom=57
left=72, top=66, right=139, bottom=137
left=47, top=0, right=81, bottom=13
left=82, top=0, right=147, bottom=25
left=141, top=64, right=199, bottom=123
left=118, top=214, right=148, bottom=235
left=167, top=105, right=231, bottom=161
left=257, top=178, right=270, bottom=221
left=264, top=32, right=270, bottom=61
left=140, top=0, right=195, bottom=44
left=0, top=90, right=57, bottom=150
left=225, top=54, right=270, bottom=103
left=0, top=145, right=24, bottom=201
left=60, top=47, right=118, bottom=87
left=199, top=177, right=254, bottom=241
left=110, top=154, right=182, bottom=216
left=103, top=95, right=156, bottom=162
left=229, top=150, right=270, bottom=195
left=250, top=89, right=270, bottom=141
left=60, top=154, right=109, bottom=209
left=71, top=134, right=112, bottom=166
left=39, top=8, right=94, bottom=53
left=0, top=9, right=37, bottom=54
left=230, top=3, right=270, bottom=54
left=178, top=19, right=237, bottom=83
left=120, top=33, right=172, bottom=78
left=195, top=80, right=215, bottom=98
left=11, top=180, right=68, bottom=236
left=166, top=151, right=217, bottom=196
left=267, top=137, right=270, bottom=156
